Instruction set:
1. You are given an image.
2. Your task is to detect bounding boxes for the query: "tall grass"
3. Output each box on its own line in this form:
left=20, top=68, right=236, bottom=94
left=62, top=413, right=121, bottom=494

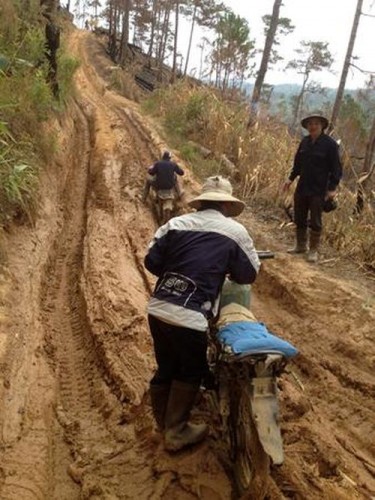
left=0, top=0, right=78, bottom=227
left=0, top=119, right=37, bottom=225
left=143, top=82, right=375, bottom=271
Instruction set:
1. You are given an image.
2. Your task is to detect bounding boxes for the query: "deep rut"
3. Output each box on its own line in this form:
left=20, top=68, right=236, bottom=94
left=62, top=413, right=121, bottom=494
left=38, top=100, right=159, bottom=498
left=40, top=101, right=119, bottom=495
left=2, top=28, right=375, bottom=500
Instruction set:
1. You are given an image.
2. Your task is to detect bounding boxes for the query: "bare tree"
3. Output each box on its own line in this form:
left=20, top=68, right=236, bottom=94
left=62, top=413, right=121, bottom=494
left=119, top=0, right=131, bottom=64
left=249, top=0, right=282, bottom=119
left=329, top=0, right=364, bottom=132
left=41, top=0, right=60, bottom=96
left=356, top=115, right=375, bottom=212
left=171, top=0, right=179, bottom=82
left=148, top=0, right=159, bottom=61
left=287, top=40, right=333, bottom=130
left=183, top=0, right=198, bottom=76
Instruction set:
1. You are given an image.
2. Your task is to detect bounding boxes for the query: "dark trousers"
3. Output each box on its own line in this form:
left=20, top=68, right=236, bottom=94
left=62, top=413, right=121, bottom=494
left=148, top=315, right=209, bottom=386
left=294, top=193, right=324, bottom=233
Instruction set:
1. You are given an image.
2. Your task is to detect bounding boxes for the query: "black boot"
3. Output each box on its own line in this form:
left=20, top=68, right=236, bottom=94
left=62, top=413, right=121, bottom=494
left=307, top=230, right=321, bottom=263
left=164, top=380, right=208, bottom=452
left=150, top=383, right=170, bottom=430
left=288, top=227, right=308, bottom=254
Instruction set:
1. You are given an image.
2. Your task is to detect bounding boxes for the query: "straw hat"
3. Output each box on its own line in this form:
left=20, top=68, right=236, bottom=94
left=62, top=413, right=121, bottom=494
left=188, top=176, right=245, bottom=217
left=301, top=112, right=329, bottom=130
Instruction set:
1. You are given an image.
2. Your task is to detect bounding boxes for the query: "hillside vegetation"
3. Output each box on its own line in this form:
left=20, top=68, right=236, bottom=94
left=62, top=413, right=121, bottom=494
left=0, top=0, right=77, bottom=227
left=143, top=81, right=375, bottom=270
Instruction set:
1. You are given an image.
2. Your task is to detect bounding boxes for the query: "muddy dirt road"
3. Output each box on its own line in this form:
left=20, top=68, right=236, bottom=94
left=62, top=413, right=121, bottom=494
left=0, top=31, right=374, bottom=499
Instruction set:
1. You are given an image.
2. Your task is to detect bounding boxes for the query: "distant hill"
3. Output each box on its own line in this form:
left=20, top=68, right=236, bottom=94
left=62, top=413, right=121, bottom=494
left=242, top=82, right=360, bottom=105
left=241, top=82, right=371, bottom=123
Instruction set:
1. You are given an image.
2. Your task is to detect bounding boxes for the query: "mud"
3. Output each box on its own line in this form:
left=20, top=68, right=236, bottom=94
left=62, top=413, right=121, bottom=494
left=0, top=30, right=374, bottom=500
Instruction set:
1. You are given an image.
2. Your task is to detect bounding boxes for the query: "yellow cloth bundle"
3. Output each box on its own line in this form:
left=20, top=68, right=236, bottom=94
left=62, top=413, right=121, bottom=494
left=217, top=303, right=257, bottom=329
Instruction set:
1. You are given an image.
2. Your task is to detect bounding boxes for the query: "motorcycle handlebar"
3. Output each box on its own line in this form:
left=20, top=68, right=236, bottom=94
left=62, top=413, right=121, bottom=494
left=256, top=250, right=275, bottom=260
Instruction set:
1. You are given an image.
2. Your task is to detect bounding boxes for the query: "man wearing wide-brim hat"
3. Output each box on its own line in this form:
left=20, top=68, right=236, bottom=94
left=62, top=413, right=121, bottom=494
left=283, top=112, right=342, bottom=263
left=144, top=176, right=260, bottom=452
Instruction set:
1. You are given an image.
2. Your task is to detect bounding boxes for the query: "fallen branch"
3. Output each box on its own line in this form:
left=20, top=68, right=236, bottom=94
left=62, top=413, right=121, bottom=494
left=288, top=369, right=305, bottom=392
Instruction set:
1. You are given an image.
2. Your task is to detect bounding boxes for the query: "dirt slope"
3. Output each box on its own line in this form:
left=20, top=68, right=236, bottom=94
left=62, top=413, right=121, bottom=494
left=0, top=30, right=374, bottom=500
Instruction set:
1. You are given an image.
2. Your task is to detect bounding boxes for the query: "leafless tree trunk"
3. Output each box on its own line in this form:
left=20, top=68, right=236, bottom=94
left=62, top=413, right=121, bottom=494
left=184, top=2, right=197, bottom=77
left=356, top=116, right=375, bottom=212
left=198, top=38, right=206, bottom=80
left=158, top=0, right=171, bottom=80
left=291, top=72, right=309, bottom=130
left=171, top=0, right=179, bottom=82
left=108, top=0, right=114, bottom=34
left=329, top=0, right=363, bottom=132
left=160, top=3, right=171, bottom=62
left=148, top=0, right=158, bottom=61
left=119, top=0, right=130, bottom=64
left=109, top=2, right=119, bottom=60
left=249, top=0, right=282, bottom=124
left=41, top=0, right=60, bottom=96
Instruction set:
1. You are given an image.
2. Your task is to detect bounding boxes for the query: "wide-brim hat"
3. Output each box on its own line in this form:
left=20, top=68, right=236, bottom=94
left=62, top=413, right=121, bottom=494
left=188, top=175, right=245, bottom=217
left=301, top=113, right=329, bottom=130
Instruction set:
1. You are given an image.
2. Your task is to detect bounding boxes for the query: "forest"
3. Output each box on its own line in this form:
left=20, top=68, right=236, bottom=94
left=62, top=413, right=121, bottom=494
left=74, top=0, right=375, bottom=183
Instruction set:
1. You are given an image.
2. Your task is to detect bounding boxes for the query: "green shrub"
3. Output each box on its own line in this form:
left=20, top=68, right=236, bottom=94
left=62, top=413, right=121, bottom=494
left=30, top=68, right=54, bottom=120
left=0, top=119, right=37, bottom=224
left=179, top=142, right=199, bottom=163
left=0, top=1, right=77, bottom=227
left=57, top=52, right=80, bottom=103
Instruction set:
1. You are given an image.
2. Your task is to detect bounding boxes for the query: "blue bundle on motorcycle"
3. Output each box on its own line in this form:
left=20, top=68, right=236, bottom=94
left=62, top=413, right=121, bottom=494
left=217, top=321, right=298, bottom=358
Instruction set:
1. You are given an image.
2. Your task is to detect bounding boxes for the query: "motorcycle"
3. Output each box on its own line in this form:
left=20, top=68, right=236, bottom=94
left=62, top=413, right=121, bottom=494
left=151, top=188, right=176, bottom=225
left=207, top=251, right=296, bottom=498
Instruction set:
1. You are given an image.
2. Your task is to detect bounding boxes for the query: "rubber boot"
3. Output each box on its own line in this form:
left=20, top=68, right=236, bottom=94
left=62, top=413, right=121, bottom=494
left=287, top=228, right=308, bottom=254
left=142, top=180, right=151, bottom=203
left=307, top=230, right=321, bottom=263
left=164, top=380, right=208, bottom=452
left=150, top=383, right=170, bottom=431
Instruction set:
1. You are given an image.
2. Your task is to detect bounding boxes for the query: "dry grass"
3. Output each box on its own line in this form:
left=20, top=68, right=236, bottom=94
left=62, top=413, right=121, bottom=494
left=109, top=63, right=144, bottom=103
left=324, top=189, right=375, bottom=270
left=143, top=81, right=375, bottom=271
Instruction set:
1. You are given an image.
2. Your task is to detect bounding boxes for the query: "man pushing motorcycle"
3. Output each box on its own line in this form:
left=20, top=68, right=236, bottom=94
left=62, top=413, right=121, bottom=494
left=144, top=176, right=260, bottom=452
left=142, top=150, right=184, bottom=203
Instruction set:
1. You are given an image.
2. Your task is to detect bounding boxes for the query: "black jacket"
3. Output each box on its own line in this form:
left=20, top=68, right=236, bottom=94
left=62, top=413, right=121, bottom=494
left=145, top=209, right=260, bottom=331
left=148, top=160, right=184, bottom=190
left=289, top=134, right=342, bottom=196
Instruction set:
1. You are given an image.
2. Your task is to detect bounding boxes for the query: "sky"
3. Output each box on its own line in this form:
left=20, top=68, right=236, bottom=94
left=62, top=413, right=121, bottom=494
left=76, top=0, right=375, bottom=90
left=181, top=0, right=375, bottom=89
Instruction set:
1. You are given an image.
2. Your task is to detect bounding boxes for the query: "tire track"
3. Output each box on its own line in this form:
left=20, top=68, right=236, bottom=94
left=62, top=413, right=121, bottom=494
left=39, top=101, right=145, bottom=497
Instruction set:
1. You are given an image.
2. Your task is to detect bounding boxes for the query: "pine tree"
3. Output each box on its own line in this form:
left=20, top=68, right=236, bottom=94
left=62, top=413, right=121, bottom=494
left=287, top=40, right=333, bottom=130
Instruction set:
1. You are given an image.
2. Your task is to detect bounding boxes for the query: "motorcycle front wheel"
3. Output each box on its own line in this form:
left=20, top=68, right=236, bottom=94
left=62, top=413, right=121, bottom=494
left=229, top=382, right=270, bottom=499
